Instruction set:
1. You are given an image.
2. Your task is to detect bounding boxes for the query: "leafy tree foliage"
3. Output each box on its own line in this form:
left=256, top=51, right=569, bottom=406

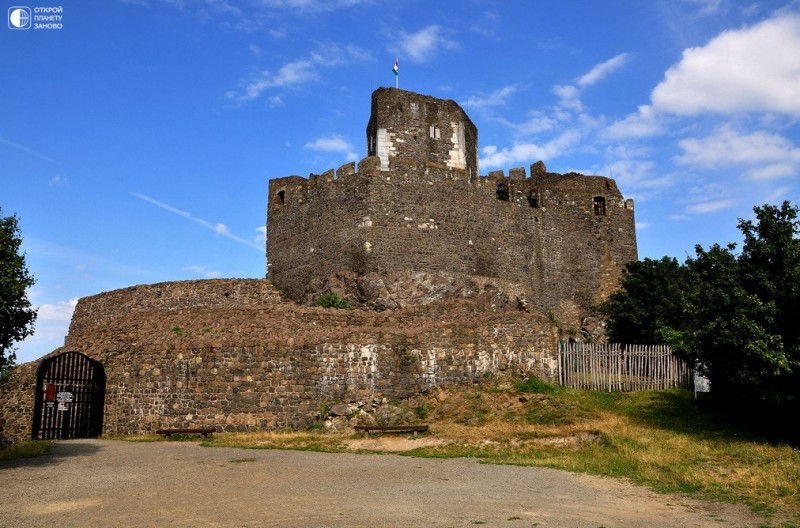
left=598, top=256, right=695, bottom=344
left=598, top=202, right=800, bottom=413
left=0, top=208, right=37, bottom=377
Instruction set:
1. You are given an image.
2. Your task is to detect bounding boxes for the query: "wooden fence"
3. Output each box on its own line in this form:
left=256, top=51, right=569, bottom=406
left=558, top=342, right=694, bottom=392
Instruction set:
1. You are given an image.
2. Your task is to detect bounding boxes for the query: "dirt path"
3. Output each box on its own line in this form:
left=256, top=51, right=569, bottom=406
left=0, top=439, right=767, bottom=527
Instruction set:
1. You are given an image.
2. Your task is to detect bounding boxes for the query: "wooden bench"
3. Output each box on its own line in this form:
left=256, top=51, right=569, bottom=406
left=155, top=428, right=216, bottom=438
left=353, top=424, right=429, bottom=438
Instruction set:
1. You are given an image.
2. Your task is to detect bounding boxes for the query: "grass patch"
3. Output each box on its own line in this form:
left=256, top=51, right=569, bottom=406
left=0, top=440, right=53, bottom=461
left=314, top=293, right=351, bottom=309
left=514, top=376, right=564, bottom=394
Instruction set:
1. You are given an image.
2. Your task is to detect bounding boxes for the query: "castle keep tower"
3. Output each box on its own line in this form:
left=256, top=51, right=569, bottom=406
left=366, top=88, right=478, bottom=178
left=267, top=88, right=637, bottom=329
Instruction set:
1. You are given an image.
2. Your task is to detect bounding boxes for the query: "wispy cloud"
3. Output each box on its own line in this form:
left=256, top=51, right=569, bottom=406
left=132, top=192, right=265, bottom=252
left=184, top=265, right=223, bottom=278
left=258, top=0, right=371, bottom=13
left=577, top=53, right=630, bottom=87
left=48, top=175, right=68, bottom=187
left=226, top=42, right=370, bottom=103
left=0, top=136, right=57, bottom=163
left=463, top=85, right=519, bottom=110
left=686, top=198, right=737, bottom=214
left=305, top=135, right=353, bottom=152
left=677, top=125, right=800, bottom=171
left=395, top=25, right=459, bottom=63
left=477, top=54, right=630, bottom=169
left=255, top=226, right=267, bottom=244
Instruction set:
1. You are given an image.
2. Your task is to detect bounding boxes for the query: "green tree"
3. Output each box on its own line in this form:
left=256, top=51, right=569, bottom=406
left=676, top=242, right=791, bottom=406
left=598, top=202, right=800, bottom=414
left=0, top=208, right=37, bottom=377
left=597, top=256, right=695, bottom=344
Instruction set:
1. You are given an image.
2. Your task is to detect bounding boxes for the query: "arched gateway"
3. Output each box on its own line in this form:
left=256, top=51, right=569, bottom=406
left=31, top=351, right=106, bottom=440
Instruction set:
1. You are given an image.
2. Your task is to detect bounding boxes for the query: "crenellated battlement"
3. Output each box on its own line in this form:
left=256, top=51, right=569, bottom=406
left=270, top=157, right=634, bottom=217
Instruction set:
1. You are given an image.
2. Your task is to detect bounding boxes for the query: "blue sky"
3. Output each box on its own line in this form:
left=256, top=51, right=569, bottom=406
left=3, top=0, right=799, bottom=363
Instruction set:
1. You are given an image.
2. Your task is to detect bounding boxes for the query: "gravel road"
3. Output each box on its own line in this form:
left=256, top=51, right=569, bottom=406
left=0, top=439, right=766, bottom=527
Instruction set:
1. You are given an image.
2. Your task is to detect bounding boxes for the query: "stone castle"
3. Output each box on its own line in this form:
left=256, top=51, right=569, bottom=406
left=0, top=88, right=636, bottom=443
left=268, top=88, right=637, bottom=325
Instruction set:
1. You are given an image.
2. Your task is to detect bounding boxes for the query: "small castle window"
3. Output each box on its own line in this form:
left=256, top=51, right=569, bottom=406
left=496, top=182, right=509, bottom=201
left=593, top=196, right=606, bottom=216
left=278, top=190, right=285, bottom=204
left=528, top=190, right=539, bottom=208
left=429, top=126, right=440, bottom=139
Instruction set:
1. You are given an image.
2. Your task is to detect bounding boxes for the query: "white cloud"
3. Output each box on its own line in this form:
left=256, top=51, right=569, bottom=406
left=184, top=265, right=223, bottom=278
left=604, top=105, right=664, bottom=139
left=607, top=160, right=674, bottom=192
left=480, top=130, right=582, bottom=168
left=685, top=0, right=724, bottom=16
left=683, top=182, right=737, bottom=214
left=686, top=199, right=737, bottom=213
left=37, top=298, right=78, bottom=324
left=233, top=60, right=317, bottom=103
left=745, top=164, right=797, bottom=182
left=676, top=125, right=800, bottom=170
left=651, top=13, right=800, bottom=116
left=463, top=85, right=518, bottom=110
left=551, top=54, right=629, bottom=115
left=228, top=43, right=370, bottom=103
left=578, top=53, right=630, bottom=87
left=508, top=112, right=560, bottom=136
left=48, top=175, right=67, bottom=187
left=765, top=185, right=793, bottom=202
left=258, top=0, right=369, bottom=13
left=553, top=84, right=584, bottom=112
left=396, top=25, right=458, bottom=63
left=14, top=297, right=78, bottom=362
left=255, top=226, right=267, bottom=244
left=305, top=135, right=354, bottom=152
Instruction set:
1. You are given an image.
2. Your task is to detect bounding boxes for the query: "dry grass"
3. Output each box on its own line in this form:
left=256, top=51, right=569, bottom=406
left=196, top=382, right=799, bottom=524
left=206, top=431, right=348, bottom=452
left=0, top=440, right=54, bottom=461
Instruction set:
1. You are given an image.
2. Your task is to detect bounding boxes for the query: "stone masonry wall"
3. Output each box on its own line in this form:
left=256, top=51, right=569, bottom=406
left=268, top=159, right=637, bottom=329
left=1, top=279, right=559, bottom=443
left=366, top=88, right=478, bottom=177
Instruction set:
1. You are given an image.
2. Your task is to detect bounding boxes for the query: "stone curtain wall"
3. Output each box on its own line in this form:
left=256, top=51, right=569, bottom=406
left=67, top=278, right=284, bottom=336
left=268, top=159, right=637, bottom=329
left=0, top=279, right=559, bottom=442
left=0, top=361, right=39, bottom=445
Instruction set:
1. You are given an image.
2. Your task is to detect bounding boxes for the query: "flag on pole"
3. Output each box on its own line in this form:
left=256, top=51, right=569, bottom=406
left=392, top=58, right=399, bottom=76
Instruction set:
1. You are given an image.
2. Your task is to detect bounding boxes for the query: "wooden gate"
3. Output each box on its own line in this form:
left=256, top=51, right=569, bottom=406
left=32, top=351, right=106, bottom=440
